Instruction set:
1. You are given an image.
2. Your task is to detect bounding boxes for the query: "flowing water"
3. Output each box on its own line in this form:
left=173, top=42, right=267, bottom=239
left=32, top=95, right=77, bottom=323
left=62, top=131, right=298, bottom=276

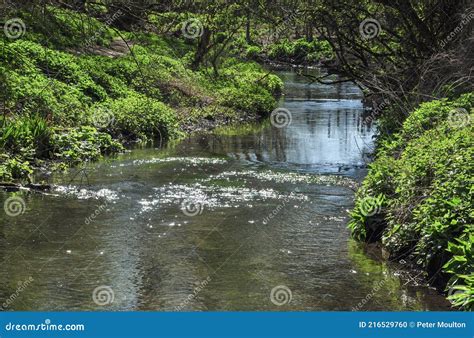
left=0, top=68, right=450, bottom=311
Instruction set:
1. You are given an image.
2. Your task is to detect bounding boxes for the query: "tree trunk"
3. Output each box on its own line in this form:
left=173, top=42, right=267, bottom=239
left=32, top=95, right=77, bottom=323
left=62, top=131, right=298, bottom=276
left=192, top=26, right=211, bottom=70
left=245, top=8, right=251, bottom=44
left=305, top=20, right=313, bottom=42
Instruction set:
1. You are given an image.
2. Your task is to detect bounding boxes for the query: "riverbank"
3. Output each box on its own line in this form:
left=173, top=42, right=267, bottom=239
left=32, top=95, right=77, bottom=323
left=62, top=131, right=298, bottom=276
left=349, top=94, right=473, bottom=310
left=0, top=7, right=283, bottom=183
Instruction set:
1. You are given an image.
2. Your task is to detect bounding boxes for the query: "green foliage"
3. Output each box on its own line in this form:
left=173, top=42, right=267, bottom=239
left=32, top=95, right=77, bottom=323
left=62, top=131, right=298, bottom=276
left=402, top=93, right=473, bottom=139
left=104, top=94, right=180, bottom=141
left=0, top=116, right=122, bottom=181
left=0, top=157, right=33, bottom=181
left=0, top=115, right=51, bottom=158
left=51, top=126, right=123, bottom=163
left=267, top=38, right=334, bottom=63
left=348, top=194, right=386, bottom=241
left=0, top=7, right=280, bottom=182
left=127, top=32, right=188, bottom=58
left=217, top=85, right=275, bottom=115
left=214, top=60, right=282, bottom=114
left=245, top=45, right=262, bottom=60
left=18, top=6, right=116, bottom=49
left=350, top=93, right=474, bottom=309
left=1, top=40, right=104, bottom=124
left=444, top=232, right=474, bottom=310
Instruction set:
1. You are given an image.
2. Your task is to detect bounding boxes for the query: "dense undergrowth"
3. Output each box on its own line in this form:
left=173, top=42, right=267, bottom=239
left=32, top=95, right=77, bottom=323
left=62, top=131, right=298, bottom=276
left=0, top=7, right=283, bottom=182
left=244, top=38, right=333, bottom=64
left=349, top=93, right=474, bottom=310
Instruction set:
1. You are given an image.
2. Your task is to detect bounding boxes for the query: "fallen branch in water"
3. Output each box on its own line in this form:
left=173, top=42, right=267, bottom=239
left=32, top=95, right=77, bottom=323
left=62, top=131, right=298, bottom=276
left=0, top=182, right=57, bottom=195
left=296, top=70, right=353, bottom=85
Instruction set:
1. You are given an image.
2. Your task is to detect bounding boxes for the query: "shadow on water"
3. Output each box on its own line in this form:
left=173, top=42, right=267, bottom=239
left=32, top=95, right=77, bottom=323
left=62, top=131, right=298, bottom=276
left=0, top=68, right=450, bottom=311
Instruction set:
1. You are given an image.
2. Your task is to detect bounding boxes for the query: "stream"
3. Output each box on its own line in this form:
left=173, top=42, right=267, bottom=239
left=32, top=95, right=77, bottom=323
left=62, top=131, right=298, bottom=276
left=0, top=68, right=450, bottom=311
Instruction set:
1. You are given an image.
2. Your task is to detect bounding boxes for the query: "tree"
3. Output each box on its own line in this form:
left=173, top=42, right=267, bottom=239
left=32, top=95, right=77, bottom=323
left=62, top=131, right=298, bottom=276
left=307, top=0, right=473, bottom=124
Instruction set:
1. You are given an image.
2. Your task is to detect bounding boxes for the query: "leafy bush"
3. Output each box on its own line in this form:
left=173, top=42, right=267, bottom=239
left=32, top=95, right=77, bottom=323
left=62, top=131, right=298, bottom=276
left=349, top=193, right=386, bottom=241
left=0, top=157, right=34, bottom=181
left=0, top=117, right=123, bottom=181
left=0, top=115, right=51, bottom=158
left=102, top=94, right=180, bottom=141
left=217, top=85, right=275, bottom=115
left=51, top=126, right=123, bottom=163
left=268, top=38, right=334, bottom=63
left=245, top=45, right=262, bottom=60
left=1, top=40, right=104, bottom=124
left=401, top=92, right=473, bottom=139
left=214, top=60, right=282, bottom=114
left=444, top=232, right=474, bottom=310
left=349, top=93, right=474, bottom=309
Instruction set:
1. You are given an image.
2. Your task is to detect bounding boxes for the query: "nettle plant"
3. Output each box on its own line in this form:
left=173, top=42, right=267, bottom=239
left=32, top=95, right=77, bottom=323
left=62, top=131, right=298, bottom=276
left=444, top=232, right=474, bottom=310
